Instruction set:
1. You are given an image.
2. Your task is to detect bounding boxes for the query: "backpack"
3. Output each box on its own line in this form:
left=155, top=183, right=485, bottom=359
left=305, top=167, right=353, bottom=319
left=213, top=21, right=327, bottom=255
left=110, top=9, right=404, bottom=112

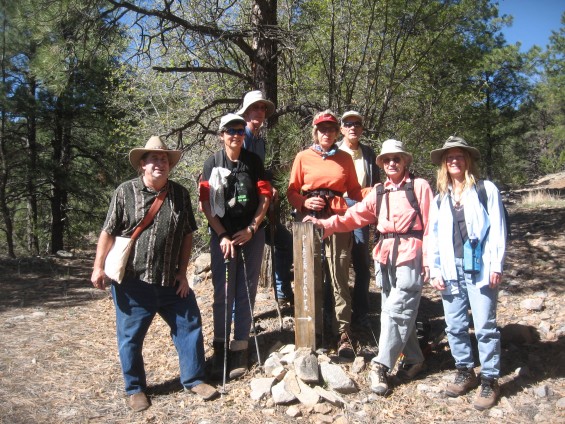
left=214, top=150, right=258, bottom=220
left=375, top=173, right=423, bottom=240
left=436, top=179, right=510, bottom=239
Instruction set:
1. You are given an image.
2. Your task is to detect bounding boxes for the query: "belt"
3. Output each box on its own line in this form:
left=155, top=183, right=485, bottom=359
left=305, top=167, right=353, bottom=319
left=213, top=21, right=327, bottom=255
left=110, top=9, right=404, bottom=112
left=380, top=230, right=423, bottom=240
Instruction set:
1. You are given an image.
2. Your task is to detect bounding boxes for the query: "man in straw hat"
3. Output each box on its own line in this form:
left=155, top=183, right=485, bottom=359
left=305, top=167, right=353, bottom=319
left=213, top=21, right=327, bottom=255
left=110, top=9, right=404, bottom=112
left=237, top=90, right=294, bottom=307
left=91, top=136, right=218, bottom=412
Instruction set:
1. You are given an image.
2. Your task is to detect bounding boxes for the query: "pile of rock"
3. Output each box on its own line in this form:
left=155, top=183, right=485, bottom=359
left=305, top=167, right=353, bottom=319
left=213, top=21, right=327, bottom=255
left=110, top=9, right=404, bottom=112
left=249, top=344, right=368, bottom=417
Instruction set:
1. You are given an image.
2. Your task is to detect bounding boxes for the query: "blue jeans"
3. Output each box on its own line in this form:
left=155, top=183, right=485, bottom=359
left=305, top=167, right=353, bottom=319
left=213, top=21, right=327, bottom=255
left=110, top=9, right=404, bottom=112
left=441, top=258, right=500, bottom=379
left=111, top=277, right=206, bottom=395
left=210, top=229, right=265, bottom=343
left=265, top=222, right=294, bottom=300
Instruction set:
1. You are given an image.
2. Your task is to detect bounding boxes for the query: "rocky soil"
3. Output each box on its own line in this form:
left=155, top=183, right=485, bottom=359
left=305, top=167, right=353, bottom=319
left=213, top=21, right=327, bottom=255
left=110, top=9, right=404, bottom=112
left=0, top=174, right=564, bottom=424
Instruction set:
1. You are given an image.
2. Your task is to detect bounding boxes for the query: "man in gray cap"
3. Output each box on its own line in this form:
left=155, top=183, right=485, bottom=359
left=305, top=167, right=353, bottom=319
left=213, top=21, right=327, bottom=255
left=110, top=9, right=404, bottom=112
left=237, top=91, right=294, bottom=306
left=338, top=111, right=379, bottom=328
left=91, top=136, right=218, bottom=412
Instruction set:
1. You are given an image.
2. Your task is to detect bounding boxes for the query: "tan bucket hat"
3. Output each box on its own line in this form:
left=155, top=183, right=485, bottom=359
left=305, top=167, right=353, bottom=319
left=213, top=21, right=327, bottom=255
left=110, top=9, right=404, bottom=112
left=430, top=136, right=480, bottom=165
left=236, top=90, right=275, bottom=118
left=376, top=139, right=413, bottom=167
left=129, top=136, right=182, bottom=170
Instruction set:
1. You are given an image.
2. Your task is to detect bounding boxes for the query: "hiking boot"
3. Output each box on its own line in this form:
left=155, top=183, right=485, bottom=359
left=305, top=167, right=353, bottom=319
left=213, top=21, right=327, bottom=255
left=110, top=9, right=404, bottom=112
left=337, top=332, right=355, bottom=358
left=189, top=383, right=220, bottom=401
left=396, top=361, right=426, bottom=381
left=128, top=392, right=150, bottom=412
left=445, top=368, right=479, bottom=397
left=210, top=341, right=226, bottom=381
left=228, top=348, right=248, bottom=380
left=473, top=378, right=500, bottom=410
left=369, top=362, right=389, bottom=396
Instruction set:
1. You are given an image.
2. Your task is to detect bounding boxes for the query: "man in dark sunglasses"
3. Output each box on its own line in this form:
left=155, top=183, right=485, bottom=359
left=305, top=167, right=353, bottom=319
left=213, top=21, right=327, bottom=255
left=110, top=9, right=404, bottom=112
left=338, top=111, right=380, bottom=330
left=237, top=91, right=294, bottom=309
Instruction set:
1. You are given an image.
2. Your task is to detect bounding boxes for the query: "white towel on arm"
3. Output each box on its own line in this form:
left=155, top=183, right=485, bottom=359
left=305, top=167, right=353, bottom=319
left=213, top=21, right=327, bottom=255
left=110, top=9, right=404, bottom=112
left=209, top=167, right=231, bottom=217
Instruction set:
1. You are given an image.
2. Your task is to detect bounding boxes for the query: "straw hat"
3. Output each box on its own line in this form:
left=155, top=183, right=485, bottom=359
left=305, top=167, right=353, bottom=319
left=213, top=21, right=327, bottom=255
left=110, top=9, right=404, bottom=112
left=430, top=136, right=480, bottom=165
left=376, top=139, right=413, bottom=167
left=236, top=90, right=275, bottom=118
left=129, top=136, right=182, bottom=170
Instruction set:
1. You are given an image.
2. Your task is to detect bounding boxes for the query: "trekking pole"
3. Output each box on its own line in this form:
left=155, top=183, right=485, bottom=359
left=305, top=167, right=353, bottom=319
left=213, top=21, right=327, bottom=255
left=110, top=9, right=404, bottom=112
left=268, top=202, right=284, bottom=331
left=220, top=257, right=230, bottom=395
left=240, top=247, right=262, bottom=369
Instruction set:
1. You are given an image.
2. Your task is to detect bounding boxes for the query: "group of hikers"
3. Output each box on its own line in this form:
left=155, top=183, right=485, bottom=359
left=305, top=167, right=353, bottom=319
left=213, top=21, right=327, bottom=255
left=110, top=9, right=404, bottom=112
left=90, top=90, right=507, bottom=413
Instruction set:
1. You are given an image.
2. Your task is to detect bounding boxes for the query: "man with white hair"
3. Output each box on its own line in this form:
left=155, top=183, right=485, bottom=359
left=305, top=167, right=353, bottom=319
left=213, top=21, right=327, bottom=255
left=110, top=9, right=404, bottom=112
left=237, top=90, right=294, bottom=307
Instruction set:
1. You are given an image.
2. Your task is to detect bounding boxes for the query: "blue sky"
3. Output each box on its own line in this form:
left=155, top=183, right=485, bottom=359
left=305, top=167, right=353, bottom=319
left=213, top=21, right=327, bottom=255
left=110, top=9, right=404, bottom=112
left=497, top=0, right=564, bottom=51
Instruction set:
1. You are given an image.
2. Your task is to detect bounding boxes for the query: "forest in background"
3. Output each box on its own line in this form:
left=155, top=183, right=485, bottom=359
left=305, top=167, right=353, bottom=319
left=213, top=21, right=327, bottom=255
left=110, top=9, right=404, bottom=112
left=0, top=0, right=563, bottom=258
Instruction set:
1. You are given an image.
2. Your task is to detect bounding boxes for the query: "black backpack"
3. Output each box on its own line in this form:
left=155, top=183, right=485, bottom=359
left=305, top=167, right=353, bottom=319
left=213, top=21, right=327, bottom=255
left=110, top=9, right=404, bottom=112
left=436, top=179, right=510, bottom=239
left=214, top=150, right=258, bottom=219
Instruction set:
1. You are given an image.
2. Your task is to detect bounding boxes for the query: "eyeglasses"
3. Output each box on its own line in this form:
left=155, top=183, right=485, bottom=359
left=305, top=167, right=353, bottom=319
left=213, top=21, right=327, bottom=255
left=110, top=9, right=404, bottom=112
left=224, top=128, right=245, bottom=136
left=317, top=125, right=338, bottom=133
left=342, top=121, right=362, bottom=128
left=382, top=156, right=402, bottom=164
left=446, top=155, right=465, bottom=162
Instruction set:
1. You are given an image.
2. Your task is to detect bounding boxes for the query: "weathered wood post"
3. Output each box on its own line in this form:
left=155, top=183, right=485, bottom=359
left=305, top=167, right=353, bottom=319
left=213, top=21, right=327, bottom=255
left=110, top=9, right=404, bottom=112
left=292, top=221, right=322, bottom=350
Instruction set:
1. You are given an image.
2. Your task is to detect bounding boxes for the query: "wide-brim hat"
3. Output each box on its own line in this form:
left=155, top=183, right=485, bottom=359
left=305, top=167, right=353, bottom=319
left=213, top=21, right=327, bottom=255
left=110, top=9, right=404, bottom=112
left=341, top=110, right=364, bottom=124
left=129, top=136, right=182, bottom=170
left=219, top=113, right=246, bottom=131
left=376, top=139, right=413, bottom=167
left=430, top=136, right=480, bottom=165
left=236, top=90, right=275, bottom=118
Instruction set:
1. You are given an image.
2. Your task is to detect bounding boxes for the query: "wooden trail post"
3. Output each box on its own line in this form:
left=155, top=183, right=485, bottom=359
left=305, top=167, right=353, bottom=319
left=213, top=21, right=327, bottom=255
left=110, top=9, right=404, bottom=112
left=292, top=222, right=322, bottom=350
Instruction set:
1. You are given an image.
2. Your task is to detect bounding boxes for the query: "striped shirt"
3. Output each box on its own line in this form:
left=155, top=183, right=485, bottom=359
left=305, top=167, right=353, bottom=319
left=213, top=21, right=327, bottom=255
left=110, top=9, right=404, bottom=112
left=102, top=177, right=197, bottom=286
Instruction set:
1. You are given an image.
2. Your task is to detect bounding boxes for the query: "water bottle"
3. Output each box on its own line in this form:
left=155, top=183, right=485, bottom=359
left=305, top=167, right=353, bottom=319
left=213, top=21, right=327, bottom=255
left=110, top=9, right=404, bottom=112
left=463, top=237, right=481, bottom=274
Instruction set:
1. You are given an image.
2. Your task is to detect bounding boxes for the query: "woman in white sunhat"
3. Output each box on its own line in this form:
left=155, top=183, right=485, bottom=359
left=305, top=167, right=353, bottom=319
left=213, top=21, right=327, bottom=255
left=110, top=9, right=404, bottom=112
left=305, top=139, right=433, bottom=396
left=428, top=136, right=506, bottom=411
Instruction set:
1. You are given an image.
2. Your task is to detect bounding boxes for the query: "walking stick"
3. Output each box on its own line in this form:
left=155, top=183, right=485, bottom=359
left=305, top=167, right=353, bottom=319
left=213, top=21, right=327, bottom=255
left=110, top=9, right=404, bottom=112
left=240, top=247, right=262, bottom=369
left=268, top=202, right=284, bottom=331
left=220, top=257, right=230, bottom=395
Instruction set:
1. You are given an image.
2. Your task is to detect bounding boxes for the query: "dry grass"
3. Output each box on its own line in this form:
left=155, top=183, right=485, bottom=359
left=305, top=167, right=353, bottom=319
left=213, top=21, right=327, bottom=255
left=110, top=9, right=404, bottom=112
left=1, top=203, right=565, bottom=423
left=519, top=190, right=565, bottom=209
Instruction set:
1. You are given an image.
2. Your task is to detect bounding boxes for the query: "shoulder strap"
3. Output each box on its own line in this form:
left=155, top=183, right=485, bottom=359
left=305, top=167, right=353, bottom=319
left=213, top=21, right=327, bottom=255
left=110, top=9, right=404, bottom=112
left=214, top=149, right=225, bottom=169
left=404, top=174, right=423, bottom=229
left=404, top=175, right=421, bottom=216
left=477, top=179, right=488, bottom=213
left=130, top=188, right=168, bottom=241
left=375, top=183, right=386, bottom=215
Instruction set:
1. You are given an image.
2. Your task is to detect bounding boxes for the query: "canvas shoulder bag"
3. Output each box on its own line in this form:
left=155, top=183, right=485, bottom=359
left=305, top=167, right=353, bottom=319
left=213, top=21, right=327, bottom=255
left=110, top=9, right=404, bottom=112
left=104, top=188, right=167, bottom=283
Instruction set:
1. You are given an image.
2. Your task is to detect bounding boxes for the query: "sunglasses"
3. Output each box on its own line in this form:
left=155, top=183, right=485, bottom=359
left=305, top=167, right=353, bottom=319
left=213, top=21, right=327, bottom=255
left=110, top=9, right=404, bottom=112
left=224, top=128, right=245, bottom=136
left=342, top=121, right=362, bottom=128
left=382, top=156, right=402, bottom=164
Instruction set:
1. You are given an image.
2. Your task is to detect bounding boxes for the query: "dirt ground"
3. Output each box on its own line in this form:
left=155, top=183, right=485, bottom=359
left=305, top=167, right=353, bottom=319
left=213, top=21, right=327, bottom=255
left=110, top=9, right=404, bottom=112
left=1, top=182, right=564, bottom=423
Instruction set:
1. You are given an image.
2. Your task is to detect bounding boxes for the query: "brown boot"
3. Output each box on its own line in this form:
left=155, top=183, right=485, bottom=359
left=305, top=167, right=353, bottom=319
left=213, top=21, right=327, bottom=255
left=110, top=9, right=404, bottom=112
left=473, top=378, right=500, bottom=410
left=128, top=392, right=150, bottom=412
left=337, top=331, right=355, bottom=358
left=445, top=367, right=479, bottom=397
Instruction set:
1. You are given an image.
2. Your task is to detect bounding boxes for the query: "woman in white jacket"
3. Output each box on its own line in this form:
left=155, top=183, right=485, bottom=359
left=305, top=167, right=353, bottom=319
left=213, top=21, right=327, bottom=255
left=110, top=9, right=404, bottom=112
left=428, top=136, right=506, bottom=411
